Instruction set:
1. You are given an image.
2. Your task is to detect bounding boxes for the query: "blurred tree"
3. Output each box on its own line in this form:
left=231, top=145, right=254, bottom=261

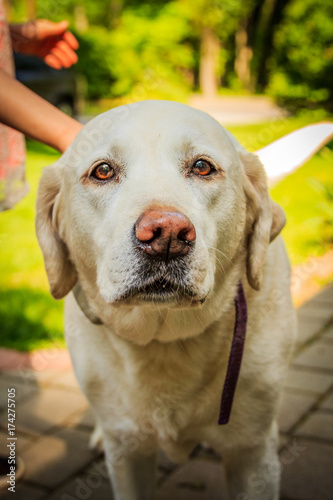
left=36, top=0, right=75, bottom=23
left=26, top=0, right=36, bottom=20
left=180, top=0, right=244, bottom=96
left=234, top=18, right=252, bottom=89
left=74, top=5, right=89, bottom=32
left=75, top=1, right=194, bottom=100
left=231, top=0, right=292, bottom=91
left=252, top=0, right=290, bottom=90
left=36, top=0, right=123, bottom=27
left=269, top=0, right=333, bottom=110
left=233, top=0, right=258, bottom=90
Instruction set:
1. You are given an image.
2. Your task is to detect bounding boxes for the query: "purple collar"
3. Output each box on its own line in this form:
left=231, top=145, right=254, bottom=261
left=218, top=281, right=248, bottom=425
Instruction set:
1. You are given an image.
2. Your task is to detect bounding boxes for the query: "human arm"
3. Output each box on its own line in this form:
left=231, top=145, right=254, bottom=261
left=0, top=69, right=83, bottom=152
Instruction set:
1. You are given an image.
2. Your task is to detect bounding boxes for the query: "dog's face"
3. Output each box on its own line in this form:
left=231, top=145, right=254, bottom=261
left=36, top=100, right=285, bottom=313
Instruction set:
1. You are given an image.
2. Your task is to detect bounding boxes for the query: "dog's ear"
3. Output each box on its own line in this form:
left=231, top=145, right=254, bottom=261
left=36, top=163, right=77, bottom=299
left=239, top=150, right=286, bottom=290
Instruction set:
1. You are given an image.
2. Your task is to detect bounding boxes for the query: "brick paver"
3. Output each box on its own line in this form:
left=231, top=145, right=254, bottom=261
left=0, top=368, right=67, bottom=386
left=67, top=406, right=96, bottom=429
left=284, top=367, right=333, bottom=395
left=295, top=412, right=333, bottom=442
left=0, top=378, right=37, bottom=411
left=0, top=284, right=332, bottom=499
left=323, top=324, right=333, bottom=340
left=157, top=459, right=228, bottom=500
left=280, top=438, right=333, bottom=500
left=46, top=475, right=114, bottom=500
left=320, top=391, right=333, bottom=411
left=278, top=391, right=317, bottom=433
left=19, top=426, right=97, bottom=488
left=0, top=386, right=89, bottom=435
left=310, top=285, right=333, bottom=304
left=0, top=430, right=32, bottom=454
left=0, top=484, right=47, bottom=500
left=295, top=316, right=325, bottom=345
left=294, top=341, right=333, bottom=372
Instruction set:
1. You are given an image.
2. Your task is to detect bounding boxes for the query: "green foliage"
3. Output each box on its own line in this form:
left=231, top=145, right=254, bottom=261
left=308, top=176, right=333, bottom=245
left=36, top=0, right=124, bottom=28
left=36, top=0, right=76, bottom=23
left=75, top=27, right=116, bottom=99
left=76, top=2, right=194, bottom=100
left=269, top=0, right=333, bottom=111
left=180, top=0, right=244, bottom=34
left=270, top=147, right=333, bottom=264
left=106, top=3, right=193, bottom=98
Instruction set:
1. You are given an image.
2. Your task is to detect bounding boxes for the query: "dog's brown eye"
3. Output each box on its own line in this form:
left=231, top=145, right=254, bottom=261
left=91, top=163, right=115, bottom=181
left=192, top=160, right=213, bottom=176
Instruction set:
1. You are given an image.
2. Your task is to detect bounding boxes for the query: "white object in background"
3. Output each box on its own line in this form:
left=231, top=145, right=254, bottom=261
left=255, top=122, right=333, bottom=184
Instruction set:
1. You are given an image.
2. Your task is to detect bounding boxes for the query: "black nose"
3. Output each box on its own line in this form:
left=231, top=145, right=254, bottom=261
left=135, top=207, right=196, bottom=261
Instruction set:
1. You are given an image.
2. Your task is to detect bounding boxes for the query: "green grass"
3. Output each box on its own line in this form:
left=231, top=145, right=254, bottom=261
left=270, top=148, right=333, bottom=265
left=0, top=114, right=332, bottom=351
left=227, top=113, right=333, bottom=265
left=0, top=142, right=64, bottom=351
left=226, top=111, right=330, bottom=152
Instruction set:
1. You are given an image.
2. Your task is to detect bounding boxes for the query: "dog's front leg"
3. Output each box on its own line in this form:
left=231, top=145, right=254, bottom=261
left=103, top=437, right=157, bottom=500
left=223, top=425, right=280, bottom=500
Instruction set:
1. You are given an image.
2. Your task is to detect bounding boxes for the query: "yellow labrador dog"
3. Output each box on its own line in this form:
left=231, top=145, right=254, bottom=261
left=36, top=100, right=296, bottom=500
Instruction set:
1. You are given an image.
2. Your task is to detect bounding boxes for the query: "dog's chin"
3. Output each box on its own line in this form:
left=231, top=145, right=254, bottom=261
left=105, top=280, right=206, bottom=308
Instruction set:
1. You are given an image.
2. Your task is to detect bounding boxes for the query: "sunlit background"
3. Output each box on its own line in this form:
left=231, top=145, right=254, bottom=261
left=0, top=0, right=332, bottom=350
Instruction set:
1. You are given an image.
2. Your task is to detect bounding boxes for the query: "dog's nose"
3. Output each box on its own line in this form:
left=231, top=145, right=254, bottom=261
left=135, top=208, right=196, bottom=260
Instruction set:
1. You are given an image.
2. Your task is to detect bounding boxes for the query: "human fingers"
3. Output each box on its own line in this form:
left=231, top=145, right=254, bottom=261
left=44, top=53, right=62, bottom=69
left=56, top=40, right=78, bottom=66
left=63, top=30, right=79, bottom=50
left=47, top=42, right=77, bottom=68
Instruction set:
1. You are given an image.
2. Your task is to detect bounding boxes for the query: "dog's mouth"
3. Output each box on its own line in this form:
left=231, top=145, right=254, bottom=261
left=114, top=277, right=202, bottom=305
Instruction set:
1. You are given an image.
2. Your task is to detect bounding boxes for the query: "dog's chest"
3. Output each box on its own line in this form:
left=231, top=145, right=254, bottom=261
left=84, top=332, right=226, bottom=443
left=110, top=351, right=210, bottom=431
left=65, top=294, right=233, bottom=452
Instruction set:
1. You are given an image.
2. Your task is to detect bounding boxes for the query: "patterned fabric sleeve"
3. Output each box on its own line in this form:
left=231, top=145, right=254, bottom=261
left=0, top=0, right=28, bottom=211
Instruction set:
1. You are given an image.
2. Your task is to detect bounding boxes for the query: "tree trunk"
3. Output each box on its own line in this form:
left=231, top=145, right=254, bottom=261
left=199, top=26, right=220, bottom=97
left=234, top=20, right=253, bottom=90
left=253, top=0, right=291, bottom=90
left=109, top=1, right=123, bottom=28
left=25, top=0, right=36, bottom=20
left=74, top=5, right=89, bottom=32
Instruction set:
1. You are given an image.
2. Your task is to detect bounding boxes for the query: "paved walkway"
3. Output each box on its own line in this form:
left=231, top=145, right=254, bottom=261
left=0, top=285, right=332, bottom=500
left=188, top=95, right=287, bottom=125
left=79, top=95, right=287, bottom=127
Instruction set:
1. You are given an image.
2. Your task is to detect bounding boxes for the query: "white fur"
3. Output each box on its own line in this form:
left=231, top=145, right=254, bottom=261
left=36, top=100, right=297, bottom=500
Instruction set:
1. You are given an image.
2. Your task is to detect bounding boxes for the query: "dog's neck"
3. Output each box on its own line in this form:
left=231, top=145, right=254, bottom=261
left=73, top=279, right=248, bottom=425
left=73, top=282, right=103, bottom=325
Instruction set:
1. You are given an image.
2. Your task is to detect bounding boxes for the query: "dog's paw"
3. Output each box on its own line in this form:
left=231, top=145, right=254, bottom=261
left=89, top=424, right=104, bottom=454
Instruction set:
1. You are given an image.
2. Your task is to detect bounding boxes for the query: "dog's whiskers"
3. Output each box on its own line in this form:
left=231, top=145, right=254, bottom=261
left=207, top=245, right=233, bottom=265
left=208, top=250, right=226, bottom=278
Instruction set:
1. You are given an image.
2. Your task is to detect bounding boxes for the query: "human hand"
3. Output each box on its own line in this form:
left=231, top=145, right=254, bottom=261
left=10, top=19, right=79, bottom=69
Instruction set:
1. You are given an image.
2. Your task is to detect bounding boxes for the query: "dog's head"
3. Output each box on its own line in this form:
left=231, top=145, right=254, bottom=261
left=36, top=100, right=285, bottom=313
